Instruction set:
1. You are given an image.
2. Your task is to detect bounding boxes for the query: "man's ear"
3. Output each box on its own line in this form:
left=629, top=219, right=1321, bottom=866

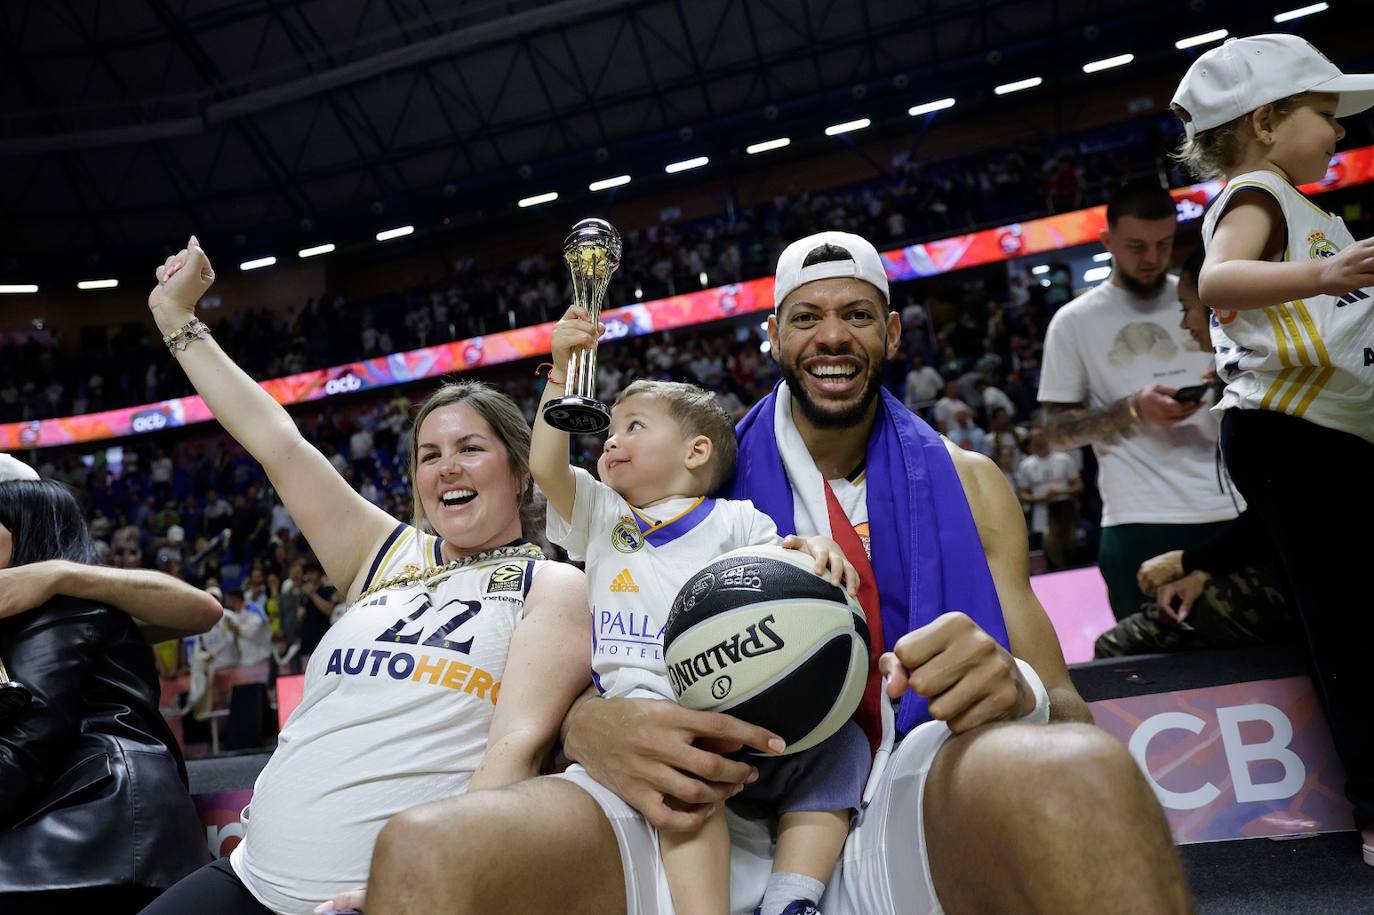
left=885, top=309, right=902, bottom=360
left=766, top=313, right=782, bottom=364
left=685, top=434, right=713, bottom=472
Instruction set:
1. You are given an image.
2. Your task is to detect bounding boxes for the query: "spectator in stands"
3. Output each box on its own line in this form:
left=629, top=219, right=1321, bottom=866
left=902, top=352, right=943, bottom=413
left=0, top=474, right=211, bottom=911
left=932, top=378, right=968, bottom=431
left=142, top=239, right=590, bottom=912
left=1094, top=509, right=1298, bottom=657
left=985, top=406, right=1028, bottom=456
left=1039, top=180, right=1238, bottom=618
left=294, top=559, right=338, bottom=661
left=1016, top=429, right=1083, bottom=569
left=947, top=406, right=989, bottom=455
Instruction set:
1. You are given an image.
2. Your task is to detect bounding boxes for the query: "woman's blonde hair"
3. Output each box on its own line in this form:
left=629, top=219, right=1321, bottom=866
left=1171, top=93, right=1311, bottom=180
left=408, top=381, right=537, bottom=536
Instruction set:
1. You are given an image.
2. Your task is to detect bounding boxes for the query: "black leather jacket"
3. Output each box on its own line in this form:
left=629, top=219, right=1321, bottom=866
left=0, top=597, right=210, bottom=892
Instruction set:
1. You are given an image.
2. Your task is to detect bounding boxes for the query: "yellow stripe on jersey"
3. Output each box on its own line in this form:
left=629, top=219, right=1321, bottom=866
left=1276, top=304, right=1314, bottom=366
left=374, top=528, right=417, bottom=583
left=1294, top=367, right=1336, bottom=418
left=1275, top=366, right=1318, bottom=414
left=1292, top=299, right=1332, bottom=366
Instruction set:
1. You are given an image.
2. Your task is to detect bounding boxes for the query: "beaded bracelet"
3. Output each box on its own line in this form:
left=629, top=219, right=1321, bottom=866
left=163, top=318, right=211, bottom=353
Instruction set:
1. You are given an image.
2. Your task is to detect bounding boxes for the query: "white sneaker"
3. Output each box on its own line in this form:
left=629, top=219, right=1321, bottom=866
left=1362, top=827, right=1373, bottom=866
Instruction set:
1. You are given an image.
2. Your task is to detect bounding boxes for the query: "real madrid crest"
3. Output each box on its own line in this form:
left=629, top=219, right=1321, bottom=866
left=612, top=516, right=644, bottom=553
left=1308, top=230, right=1338, bottom=260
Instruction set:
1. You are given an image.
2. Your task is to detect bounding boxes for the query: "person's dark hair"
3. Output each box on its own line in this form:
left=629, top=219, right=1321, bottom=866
left=303, top=560, right=324, bottom=575
left=1179, top=246, right=1205, bottom=287
left=226, top=587, right=245, bottom=601
left=1106, top=180, right=1177, bottom=227
left=0, top=480, right=98, bottom=567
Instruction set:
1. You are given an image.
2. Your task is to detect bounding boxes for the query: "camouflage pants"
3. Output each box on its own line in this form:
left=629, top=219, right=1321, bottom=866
left=1093, top=566, right=1298, bottom=658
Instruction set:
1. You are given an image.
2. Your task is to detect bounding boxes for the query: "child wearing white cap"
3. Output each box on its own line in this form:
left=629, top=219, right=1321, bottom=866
left=1172, top=33, right=1374, bottom=865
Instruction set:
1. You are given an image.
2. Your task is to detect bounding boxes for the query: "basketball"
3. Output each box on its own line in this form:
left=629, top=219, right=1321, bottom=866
left=663, top=544, right=870, bottom=756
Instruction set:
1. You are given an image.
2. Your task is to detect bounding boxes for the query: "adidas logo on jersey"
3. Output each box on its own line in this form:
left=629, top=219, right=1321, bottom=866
left=610, top=568, right=640, bottom=592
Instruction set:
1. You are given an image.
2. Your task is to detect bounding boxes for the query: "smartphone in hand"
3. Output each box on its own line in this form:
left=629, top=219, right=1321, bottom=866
left=1171, top=384, right=1209, bottom=404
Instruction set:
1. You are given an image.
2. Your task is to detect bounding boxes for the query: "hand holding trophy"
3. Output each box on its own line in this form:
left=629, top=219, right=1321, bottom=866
left=542, top=218, right=622, bottom=434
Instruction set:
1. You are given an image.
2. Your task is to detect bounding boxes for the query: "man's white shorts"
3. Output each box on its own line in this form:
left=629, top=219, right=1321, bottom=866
left=554, top=718, right=952, bottom=915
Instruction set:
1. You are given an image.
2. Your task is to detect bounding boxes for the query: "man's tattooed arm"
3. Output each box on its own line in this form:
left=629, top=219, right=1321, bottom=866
left=1042, top=396, right=1141, bottom=449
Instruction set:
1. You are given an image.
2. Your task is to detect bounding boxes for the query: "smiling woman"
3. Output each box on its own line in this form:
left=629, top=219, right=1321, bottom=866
left=137, top=240, right=592, bottom=915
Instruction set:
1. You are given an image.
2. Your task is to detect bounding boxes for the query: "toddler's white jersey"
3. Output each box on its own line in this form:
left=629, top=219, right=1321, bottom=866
left=1203, top=169, right=1374, bottom=442
left=548, top=468, right=777, bottom=700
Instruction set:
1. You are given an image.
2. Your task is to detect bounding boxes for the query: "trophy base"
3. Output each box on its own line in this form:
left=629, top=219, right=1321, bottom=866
left=544, top=396, right=612, bottom=434
left=0, top=681, right=31, bottom=717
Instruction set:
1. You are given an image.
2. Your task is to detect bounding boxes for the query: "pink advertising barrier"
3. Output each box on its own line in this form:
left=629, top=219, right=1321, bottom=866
left=1029, top=565, right=1116, bottom=664
left=1092, top=676, right=1352, bottom=844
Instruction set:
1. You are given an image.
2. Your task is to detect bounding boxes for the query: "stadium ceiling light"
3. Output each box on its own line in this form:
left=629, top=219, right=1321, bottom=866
left=665, top=156, right=709, bottom=174
left=825, top=118, right=871, bottom=136
left=908, top=98, right=955, bottom=116
left=517, top=191, right=559, bottom=207
left=375, top=225, right=414, bottom=241
left=298, top=243, right=335, bottom=258
left=746, top=137, right=791, bottom=154
left=994, top=76, right=1042, bottom=96
left=239, top=256, right=276, bottom=271
left=1083, top=265, right=1112, bottom=283
left=1175, top=28, right=1228, bottom=49
left=1083, top=53, right=1134, bottom=74
left=1273, top=2, right=1328, bottom=22
left=588, top=175, right=631, bottom=191
left=0, top=284, right=38, bottom=293
left=77, top=278, right=119, bottom=290
left=1031, top=264, right=1050, bottom=275
left=1093, top=252, right=1114, bottom=262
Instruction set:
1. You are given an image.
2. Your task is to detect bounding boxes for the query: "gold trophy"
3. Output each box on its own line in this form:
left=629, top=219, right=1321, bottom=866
left=0, top=654, right=30, bottom=716
left=543, top=218, right=622, bottom=435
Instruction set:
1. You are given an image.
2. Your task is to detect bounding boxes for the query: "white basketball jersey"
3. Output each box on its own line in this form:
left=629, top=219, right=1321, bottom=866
left=548, top=468, right=777, bottom=700
left=231, top=523, right=547, bottom=914
left=1202, top=169, right=1374, bottom=442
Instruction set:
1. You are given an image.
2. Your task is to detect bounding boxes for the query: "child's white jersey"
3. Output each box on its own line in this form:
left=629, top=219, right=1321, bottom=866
left=1202, top=169, right=1374, bottom=442
left=231, top=523, right=548, bottom=914
left=548, top=467, right=778, bottom=700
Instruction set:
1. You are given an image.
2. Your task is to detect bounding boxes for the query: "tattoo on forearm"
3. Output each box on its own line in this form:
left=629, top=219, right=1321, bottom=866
left=1043, top=397, right=1138, bottom=449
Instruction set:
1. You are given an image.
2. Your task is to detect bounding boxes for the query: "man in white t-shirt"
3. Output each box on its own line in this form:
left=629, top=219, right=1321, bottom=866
left=1039, top=181, right=1240, bottom=618
left=902, top=353, right=943, bottom=413
left=1016, top=429, right=1083, bottom=568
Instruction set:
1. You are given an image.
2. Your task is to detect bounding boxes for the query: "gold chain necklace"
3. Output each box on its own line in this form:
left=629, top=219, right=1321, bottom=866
left=358, top=542, right=546, bottom=601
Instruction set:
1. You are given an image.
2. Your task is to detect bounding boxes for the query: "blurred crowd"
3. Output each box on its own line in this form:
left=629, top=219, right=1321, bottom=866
left=0, top=111, right=1198, bottom=425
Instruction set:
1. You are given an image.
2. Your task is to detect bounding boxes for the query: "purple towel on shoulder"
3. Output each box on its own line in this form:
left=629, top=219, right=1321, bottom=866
left=729, top=382, right=1009, bottom=736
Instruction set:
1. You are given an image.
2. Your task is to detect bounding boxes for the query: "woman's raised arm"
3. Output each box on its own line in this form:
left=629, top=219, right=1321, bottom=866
left=148, top=237, right=395, bottom=598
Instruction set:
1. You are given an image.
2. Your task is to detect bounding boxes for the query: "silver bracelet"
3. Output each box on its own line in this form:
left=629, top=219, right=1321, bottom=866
left=164, top=318, right=210, bottom=353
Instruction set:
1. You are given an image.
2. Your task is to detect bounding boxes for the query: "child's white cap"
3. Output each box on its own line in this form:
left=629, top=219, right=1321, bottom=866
left=773, top=231, right=889, bottom=311
left=0, top=453, right=39, bottom=483
left=1171, top=34, right=1374, bottom=140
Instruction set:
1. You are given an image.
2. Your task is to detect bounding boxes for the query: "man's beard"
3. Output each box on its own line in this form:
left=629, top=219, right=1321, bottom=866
left=781, top=357, right=886, bottom=429
left=1116, top=268, right=1168, bottom=296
